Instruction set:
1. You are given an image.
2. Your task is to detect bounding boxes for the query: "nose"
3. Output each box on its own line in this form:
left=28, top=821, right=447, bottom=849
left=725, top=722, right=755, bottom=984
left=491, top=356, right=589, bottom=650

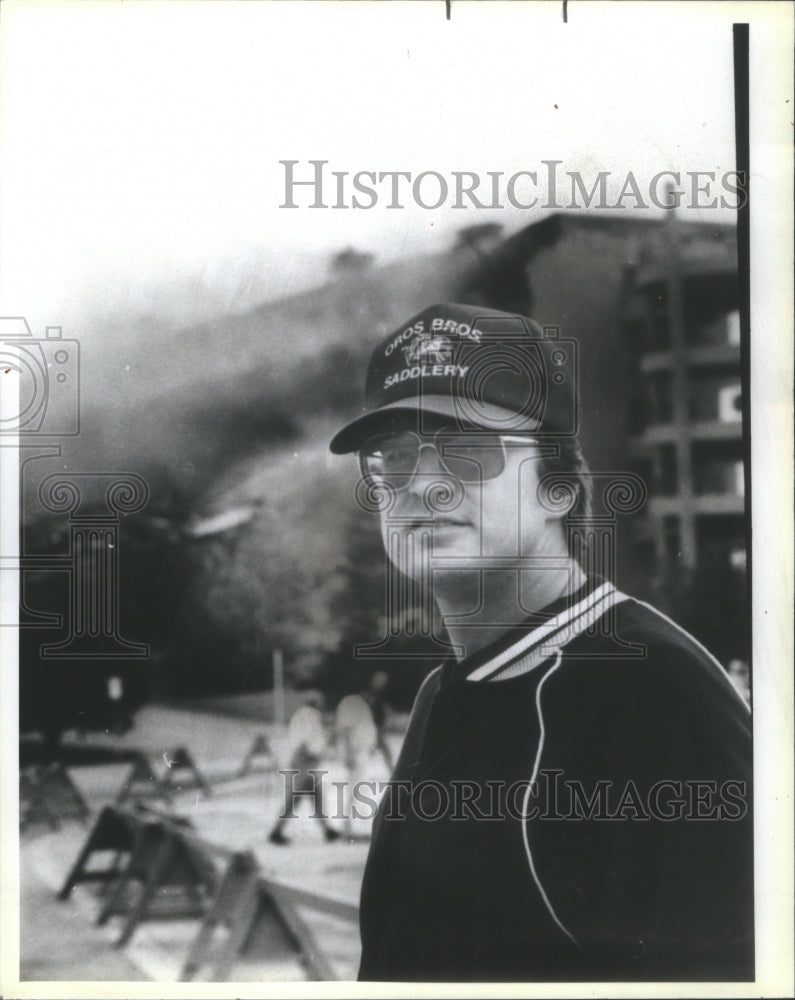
left=406, top=443, right=449, bottom=500
left=409, top=441, right=446, bottom=480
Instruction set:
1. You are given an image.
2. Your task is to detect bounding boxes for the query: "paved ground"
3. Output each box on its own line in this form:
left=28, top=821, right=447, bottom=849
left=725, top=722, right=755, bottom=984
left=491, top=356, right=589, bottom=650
left=15, top=703, right=398, bottom=987
left=20, top=835, right=147, bottom=982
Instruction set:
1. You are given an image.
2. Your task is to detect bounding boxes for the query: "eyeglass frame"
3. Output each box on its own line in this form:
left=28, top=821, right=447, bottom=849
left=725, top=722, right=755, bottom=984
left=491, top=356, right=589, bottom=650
left=357, top=426, right=542, bottom=491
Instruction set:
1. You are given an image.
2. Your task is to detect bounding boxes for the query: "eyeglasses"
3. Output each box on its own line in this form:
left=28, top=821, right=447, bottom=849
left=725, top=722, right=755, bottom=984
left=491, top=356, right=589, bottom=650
left=359, top=428, right=539, bottom=491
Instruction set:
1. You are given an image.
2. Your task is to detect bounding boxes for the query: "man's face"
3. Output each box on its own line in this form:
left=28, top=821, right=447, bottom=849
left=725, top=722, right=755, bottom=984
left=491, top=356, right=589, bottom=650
left=360, top=416, right=567, bottom=584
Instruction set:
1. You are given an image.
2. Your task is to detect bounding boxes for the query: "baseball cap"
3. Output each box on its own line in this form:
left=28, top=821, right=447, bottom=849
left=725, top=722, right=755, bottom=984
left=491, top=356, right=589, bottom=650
left=329, top=302, right=579, bottom=454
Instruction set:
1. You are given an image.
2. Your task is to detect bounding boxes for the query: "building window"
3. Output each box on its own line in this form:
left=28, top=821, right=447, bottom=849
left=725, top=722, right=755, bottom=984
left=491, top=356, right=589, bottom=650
left=647, top=371, right=673, bottom=425
left=649, top=289, right=670, bottom=350
left=690, top=309, right=741, bottom=347
left=652, top=444, right=677, bottom=496
left=692, top=441, right=745, bottom=496
left=663, top=516, right=681, bottom=561
left=684, top=275, right=740, bottom=346
left=688, top=371, right=742, bottom=423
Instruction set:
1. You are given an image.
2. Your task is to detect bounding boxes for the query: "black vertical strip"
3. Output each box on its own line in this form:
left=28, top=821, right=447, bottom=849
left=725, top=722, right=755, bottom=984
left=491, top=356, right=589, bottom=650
left=733, top=23, right=751, bottom=701
left=733, top=21, right=755, bottom=979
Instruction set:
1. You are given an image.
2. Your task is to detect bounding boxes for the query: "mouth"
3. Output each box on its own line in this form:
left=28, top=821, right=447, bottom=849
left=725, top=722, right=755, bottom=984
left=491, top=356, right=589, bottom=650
left=398, top=516, right=469, bottom=531
left=429, top=518, right=469, bottom=530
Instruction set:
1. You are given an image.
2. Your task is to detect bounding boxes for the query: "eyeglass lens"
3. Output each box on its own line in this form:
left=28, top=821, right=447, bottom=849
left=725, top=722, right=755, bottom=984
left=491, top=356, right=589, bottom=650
left=361, top=429, right=507, bottom=488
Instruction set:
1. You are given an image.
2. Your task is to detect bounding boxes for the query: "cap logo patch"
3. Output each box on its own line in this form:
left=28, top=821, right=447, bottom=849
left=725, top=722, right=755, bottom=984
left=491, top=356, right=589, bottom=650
left=401, top=332, right=454, bottom=366
left=381, top=320, right=487, bottom=390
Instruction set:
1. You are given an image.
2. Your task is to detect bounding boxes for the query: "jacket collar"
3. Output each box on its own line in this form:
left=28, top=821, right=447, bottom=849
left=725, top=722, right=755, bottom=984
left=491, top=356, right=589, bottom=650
left=440, top=576, right=625, bottom=685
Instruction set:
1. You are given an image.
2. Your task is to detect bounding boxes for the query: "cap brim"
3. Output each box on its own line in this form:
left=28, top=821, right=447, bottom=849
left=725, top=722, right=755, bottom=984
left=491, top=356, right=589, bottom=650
left=329, top=395, right=540, bottom=454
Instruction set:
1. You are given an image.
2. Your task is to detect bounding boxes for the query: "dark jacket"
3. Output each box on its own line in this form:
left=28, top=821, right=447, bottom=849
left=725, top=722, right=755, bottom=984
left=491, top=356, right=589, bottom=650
left=358, top=577, right=753, bottom=982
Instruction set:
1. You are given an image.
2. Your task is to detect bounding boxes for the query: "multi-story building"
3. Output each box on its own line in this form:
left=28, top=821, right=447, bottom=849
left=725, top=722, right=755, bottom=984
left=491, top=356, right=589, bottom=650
left=456, top=212, right=747, bottom=673
left=621, top=220, right=744, bottom=573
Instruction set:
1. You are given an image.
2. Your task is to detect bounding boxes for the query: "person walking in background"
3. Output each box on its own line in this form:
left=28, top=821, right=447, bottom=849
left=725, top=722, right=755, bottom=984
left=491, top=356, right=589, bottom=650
left=335, top=692, right=378, bottom=777
left=268, top=691, right=340, bottom=845
left=334, top=691, right=379, bottom=839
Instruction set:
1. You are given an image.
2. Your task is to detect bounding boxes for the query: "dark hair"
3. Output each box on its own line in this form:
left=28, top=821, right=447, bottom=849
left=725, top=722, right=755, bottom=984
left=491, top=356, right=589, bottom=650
left=536, top=436, right=593, bottom=561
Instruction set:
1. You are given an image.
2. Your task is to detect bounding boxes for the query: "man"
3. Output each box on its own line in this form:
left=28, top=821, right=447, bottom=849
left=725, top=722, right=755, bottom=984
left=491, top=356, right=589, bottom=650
left=268, top=691, right=340, bottom=845
left=330, top=303, right=752, bottom=982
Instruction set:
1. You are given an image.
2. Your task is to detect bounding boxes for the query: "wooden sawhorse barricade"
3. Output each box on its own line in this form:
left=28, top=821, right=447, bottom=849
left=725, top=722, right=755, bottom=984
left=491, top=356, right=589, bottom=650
left=56, top=804, right=358, bottom=978
left=236, top=734, right=276, bottom=779
left=21, top=762, right=90, bottom=831
left=57, top=804, right=218, bottom=946
left=180, top=852, right=359, bottom=981
left=116, top=747, right=213, bottom=807
left=159, top=746, right=214, bottom=798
